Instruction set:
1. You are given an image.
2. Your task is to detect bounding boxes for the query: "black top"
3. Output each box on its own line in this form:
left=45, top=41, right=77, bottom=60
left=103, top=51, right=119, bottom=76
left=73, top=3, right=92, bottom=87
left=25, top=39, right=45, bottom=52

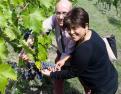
left=50, top=30, right=118, bottom=93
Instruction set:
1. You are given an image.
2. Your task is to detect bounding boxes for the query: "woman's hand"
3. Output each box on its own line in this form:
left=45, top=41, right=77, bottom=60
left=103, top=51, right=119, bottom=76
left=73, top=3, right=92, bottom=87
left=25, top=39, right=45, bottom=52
left=41, top=69, right=52, bottom=76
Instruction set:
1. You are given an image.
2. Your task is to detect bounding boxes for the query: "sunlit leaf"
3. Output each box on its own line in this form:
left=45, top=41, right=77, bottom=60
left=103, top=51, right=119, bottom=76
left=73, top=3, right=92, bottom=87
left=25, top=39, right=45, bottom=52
left=0, top=3, right=13, bottom=27
left=39, top=0, right=52, bottom=8
left=38, top=44, right=47, bottom=61
left=21, top=40, right=34, bottom=54
left=4, top=27, right=16, bottom=41
left=10, top=0, right=24, bottom=6
left=26, top=53, right=34, bottom=61
left=0, top=38, right=8, bottom=61
left=0, top=14, right=8, bottom=28
left=0, top=75, right=8, bottom=94
left=0, top=63, right=17, bottom=93
left=35, top=61, right=42, bottom=70
left=0, top=64, right=17, bottom=80
left=22, top=8, right=44, bottom=33
left=38, top=35, right=45, bottom=45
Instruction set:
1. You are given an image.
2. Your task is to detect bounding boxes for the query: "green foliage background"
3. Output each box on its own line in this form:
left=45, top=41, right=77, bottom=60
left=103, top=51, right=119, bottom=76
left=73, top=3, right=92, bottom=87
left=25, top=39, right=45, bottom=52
left=0, top=0, right=78, bottom=94
left=0, top=0, right=56, bottom=93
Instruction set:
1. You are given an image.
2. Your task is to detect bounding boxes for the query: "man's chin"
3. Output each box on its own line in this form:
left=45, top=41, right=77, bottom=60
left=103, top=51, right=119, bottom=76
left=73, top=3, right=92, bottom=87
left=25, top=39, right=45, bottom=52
left=72, top=37, right=78, bottom=42
left=59, top=23, right=63, bottom=27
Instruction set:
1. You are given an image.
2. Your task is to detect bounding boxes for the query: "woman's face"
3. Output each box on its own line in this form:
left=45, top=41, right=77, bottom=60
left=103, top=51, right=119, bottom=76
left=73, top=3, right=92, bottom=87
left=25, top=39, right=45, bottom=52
left=68, top=26, right=87, bottom=42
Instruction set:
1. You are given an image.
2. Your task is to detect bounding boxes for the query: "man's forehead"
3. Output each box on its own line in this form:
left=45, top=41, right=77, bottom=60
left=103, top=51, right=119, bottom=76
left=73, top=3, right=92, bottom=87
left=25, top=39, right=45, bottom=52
left=56, top=6, right=70, bottom=12
left=55, top=1, right=72, bottom=12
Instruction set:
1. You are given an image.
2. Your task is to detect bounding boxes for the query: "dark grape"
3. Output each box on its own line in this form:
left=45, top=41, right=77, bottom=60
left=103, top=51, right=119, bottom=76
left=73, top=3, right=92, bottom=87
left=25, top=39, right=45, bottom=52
left=36, top=71, right=42, bottom=80
left=9, top=61, right=55, bottom=80
left=42, top=62, right=55, bottom=69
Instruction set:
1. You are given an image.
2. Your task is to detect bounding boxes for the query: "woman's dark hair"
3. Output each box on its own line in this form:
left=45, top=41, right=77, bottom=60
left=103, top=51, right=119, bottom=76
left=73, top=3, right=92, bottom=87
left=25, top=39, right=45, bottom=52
left=63, top=7, right=89, bottom=29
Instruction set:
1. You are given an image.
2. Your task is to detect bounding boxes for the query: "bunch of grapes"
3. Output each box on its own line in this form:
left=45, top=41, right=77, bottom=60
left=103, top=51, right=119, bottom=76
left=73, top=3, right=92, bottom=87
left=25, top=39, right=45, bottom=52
left=21, top=62, right=43, bottom=80
left=9, top=61, right=42, bottom=80
left=20, top=62, right=55, bottom=80
left=9, top=61, right=55, bottom=80
left=21, top=68, right=36, bottom=80
left=42, top=62, right=55, bottom=69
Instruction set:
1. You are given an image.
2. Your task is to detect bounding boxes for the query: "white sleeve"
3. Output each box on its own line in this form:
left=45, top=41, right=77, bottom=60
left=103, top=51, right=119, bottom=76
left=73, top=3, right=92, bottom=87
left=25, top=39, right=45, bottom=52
left=42, top=16, right=55, bottom=33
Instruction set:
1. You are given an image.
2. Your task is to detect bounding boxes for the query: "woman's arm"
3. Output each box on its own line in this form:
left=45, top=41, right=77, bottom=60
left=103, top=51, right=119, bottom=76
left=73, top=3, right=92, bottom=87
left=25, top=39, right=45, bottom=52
left=42, top=43, right=93, bottom=79
left=41, top=68, right=78, bottom=80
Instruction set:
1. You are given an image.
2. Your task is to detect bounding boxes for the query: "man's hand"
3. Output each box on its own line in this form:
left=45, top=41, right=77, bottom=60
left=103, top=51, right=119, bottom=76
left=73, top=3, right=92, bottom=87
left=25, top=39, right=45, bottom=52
left=55, top=59, right=65, bottom=71
left=19, top=52, right=29, bottom=62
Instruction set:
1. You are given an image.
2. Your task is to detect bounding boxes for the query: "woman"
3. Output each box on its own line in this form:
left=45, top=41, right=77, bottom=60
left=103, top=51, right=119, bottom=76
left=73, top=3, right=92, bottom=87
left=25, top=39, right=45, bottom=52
left=41, top=7, right=118, bottom=94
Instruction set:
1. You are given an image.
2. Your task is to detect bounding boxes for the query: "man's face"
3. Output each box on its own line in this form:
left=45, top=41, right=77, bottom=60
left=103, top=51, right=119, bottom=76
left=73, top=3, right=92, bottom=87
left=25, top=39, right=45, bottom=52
left=55, top=3, right=71, bottom=27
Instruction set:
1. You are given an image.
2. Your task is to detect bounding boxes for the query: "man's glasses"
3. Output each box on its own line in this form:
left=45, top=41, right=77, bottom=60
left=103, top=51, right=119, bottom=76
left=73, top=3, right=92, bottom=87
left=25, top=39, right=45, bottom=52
left=56, top=12, right=67, bottom=17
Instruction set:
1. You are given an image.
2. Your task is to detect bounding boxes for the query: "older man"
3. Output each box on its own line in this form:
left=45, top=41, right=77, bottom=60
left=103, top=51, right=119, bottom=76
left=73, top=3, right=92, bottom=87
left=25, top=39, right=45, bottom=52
left=43, top=0, right=75, bottom=94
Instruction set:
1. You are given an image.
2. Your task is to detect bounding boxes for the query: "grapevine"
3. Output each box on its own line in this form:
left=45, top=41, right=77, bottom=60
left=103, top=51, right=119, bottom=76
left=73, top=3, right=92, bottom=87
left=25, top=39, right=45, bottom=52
left=0, top=0, right=78, bottom=93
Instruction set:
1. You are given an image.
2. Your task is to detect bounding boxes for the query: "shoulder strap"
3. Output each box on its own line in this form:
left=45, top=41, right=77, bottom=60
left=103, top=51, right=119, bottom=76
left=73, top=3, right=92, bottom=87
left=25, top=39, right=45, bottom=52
left=60, top=29, right=65, bottom=52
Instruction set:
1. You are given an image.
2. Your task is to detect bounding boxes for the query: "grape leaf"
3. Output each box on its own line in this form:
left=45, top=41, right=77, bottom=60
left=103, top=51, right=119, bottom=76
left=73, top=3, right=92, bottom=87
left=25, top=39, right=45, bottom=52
left=0, top=64, right=17, bottom=80
left=4, top=27, right=16, bottom=41
left=0, top=75, right=8, bottom=94
left=21, top=9, right=44, bottom=33
left=0, top=38, right=8, bottom=61
left=35, top=61, right=42, bottom=70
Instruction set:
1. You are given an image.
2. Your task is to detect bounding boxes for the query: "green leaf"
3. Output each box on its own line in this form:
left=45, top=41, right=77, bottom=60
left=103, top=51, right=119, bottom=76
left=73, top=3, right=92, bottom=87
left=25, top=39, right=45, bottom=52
left=4, top=27, right=16, bottom=41
left=21, top=40, right=34, bottom=54
left=38, top=35, right=52, bottom=49
left=26, top=53, right=34, bottom=61
left=0, top=75, right=8, bottom=94
left=0, top=38, right=8, bottom=61
left=0, top=63, right=17, bottom=93
left=38, top=44, right=47, bottom=61
left=18, top=58, right=26, bottom=68
left=38, top=35, right=45, bottom=45
left=0, top=14, right=8, bottom=28
left=22, top=8, right=44, bottom=33
left=0, top=3, right=12, bottom=27
left=0, top=64, right=17, bottom=80
left=10, top=0, right=24, bottom=6
left=39, top=0, right=52, bottom=8
left=35, top=61, right=42, bottom=70
left=38, top=51, right=47, bottom=61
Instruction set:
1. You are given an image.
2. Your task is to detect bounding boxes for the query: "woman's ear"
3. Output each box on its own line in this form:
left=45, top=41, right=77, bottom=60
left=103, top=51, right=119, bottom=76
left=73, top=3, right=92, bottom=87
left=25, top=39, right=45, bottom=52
left=85, top=23, right=89, bottom=30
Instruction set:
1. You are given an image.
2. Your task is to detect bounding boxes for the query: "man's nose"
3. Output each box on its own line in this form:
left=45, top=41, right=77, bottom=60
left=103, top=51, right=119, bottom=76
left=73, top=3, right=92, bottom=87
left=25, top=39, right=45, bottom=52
left=70, top=29, right=75, bottom=34
left=59, top=14, right=64, bottom=19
